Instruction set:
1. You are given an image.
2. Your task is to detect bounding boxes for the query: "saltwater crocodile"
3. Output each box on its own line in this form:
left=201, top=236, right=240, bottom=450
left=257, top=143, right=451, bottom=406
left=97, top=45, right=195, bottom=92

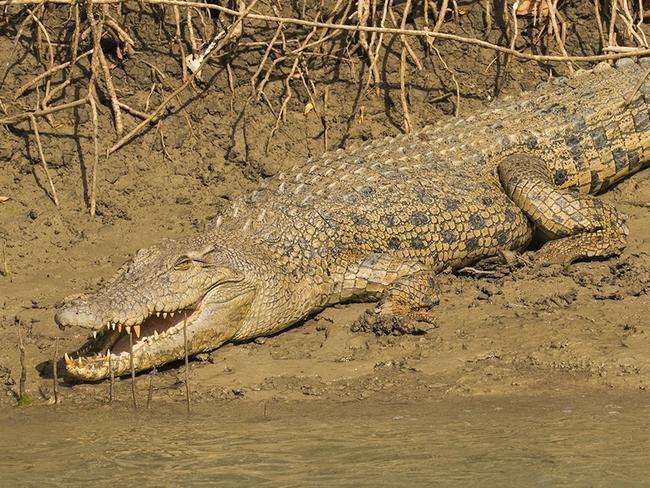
left=56, top=58, right=650, bottom=380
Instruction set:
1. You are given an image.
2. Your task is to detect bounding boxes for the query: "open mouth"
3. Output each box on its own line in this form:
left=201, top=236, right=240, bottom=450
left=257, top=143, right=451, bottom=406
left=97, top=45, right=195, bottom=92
left=63, top=305, right=198, bottom=373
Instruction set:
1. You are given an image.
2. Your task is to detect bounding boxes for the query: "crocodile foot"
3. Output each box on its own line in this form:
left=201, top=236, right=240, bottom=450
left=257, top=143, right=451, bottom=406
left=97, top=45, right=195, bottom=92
left=499, top=152, right=629, bottom=267
left=351, top=308, right=437, bottom=336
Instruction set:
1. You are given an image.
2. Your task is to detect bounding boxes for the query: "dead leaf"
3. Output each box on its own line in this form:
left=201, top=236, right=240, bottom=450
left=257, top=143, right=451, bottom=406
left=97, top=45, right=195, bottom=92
left=0, top=196, right=9, bottom=203
left=356, top=105, right=366, bottom=125
left=303, top=102, right=314, bottom=115
left=516, top=0, right=549, bottom=17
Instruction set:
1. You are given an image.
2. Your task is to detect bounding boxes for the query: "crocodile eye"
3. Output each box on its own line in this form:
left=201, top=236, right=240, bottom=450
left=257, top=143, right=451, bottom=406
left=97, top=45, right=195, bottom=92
left=174, top=257, right=193, bottom=271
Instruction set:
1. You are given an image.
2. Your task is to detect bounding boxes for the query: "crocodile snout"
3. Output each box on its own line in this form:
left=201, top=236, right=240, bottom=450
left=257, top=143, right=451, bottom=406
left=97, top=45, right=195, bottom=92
left=55, top=300, right=98, bottom=330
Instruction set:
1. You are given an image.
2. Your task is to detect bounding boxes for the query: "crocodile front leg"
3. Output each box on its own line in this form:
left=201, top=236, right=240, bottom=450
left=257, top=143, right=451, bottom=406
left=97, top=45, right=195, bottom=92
left=354, top=270, right=441, bottom=334
left=498, top=153, right=629, bottom=265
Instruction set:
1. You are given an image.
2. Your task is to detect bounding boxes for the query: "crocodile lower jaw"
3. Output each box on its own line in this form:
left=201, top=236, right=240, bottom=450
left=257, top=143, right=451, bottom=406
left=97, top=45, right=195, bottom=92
left=63, top=304, right=199, bottom=378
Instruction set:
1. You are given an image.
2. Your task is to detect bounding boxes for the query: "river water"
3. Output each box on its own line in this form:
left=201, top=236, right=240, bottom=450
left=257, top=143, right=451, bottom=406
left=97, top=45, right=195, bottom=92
left=1, top=394, right=649, bottom=487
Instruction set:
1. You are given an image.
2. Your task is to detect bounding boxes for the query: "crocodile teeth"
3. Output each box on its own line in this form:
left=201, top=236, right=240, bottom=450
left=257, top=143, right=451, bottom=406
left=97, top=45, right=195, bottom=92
left=93, top=331, right=97, bottom=339
left=170, top=311, right=175, bottom=318
left=134, top=325, right=141, bottom=338
left=156, top=312, right=160, bottom=317
left=117, top=324, right=123, bottom=333
left=153, top=330, right=159, bottom=339
left=64, top=353, right=72, bottom=366
left=162, top=312, right=168, bottom=319
left=125, top=325, right=132, bottom=335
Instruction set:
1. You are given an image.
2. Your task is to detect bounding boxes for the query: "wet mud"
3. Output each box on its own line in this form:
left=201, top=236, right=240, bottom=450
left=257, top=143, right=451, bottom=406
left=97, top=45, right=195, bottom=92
left=0, top=1, right=649, bottom=410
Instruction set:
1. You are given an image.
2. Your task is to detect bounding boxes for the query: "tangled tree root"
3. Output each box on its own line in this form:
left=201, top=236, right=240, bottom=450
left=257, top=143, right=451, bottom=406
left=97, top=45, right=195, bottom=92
left=1, top=0, right=649, bottom=212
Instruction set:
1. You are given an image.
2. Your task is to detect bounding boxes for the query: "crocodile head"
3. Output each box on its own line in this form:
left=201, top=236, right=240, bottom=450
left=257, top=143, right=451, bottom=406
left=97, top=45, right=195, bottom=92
left=55, top=234, right=257, bottom=380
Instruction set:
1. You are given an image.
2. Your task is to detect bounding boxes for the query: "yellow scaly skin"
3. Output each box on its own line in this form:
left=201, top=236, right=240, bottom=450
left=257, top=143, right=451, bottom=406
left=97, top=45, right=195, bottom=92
left=56, top=58, right=650, bottom=380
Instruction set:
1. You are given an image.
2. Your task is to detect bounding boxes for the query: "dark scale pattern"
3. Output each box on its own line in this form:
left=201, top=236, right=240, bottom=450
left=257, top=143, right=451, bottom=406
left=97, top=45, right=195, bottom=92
left=221, top=59, right=650, bottom=322
left=590, top=127, right=608, bottom=149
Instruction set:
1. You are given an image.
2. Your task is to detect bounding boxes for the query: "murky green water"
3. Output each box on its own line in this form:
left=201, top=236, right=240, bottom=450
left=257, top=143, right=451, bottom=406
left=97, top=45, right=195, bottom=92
left=1, top=395, right=649, bottom=487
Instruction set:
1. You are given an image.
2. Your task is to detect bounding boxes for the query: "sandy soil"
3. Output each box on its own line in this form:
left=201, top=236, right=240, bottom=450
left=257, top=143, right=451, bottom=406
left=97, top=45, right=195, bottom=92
left=0, top=2, right=649, bottom=409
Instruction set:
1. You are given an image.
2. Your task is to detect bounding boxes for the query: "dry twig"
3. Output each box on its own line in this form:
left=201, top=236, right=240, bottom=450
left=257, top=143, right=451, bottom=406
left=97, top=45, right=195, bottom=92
left=183, top=313, right=191, bottom=414
left=87, top=0, right=124, bottom=135
left=109, top=0, right=257, bottom=154
left=16, top=318, right=31, bottom=405
left=2, top=0, right=649, bottom=220
left=14, top=50, right=92, bottom=100
left=128, top=330, right=137, bottom=409
left=52, top=337, right=59, bottom=405
left=147, top=367, right=156, bottom=408
left=108, top=351, right=114, bottom=403
left=88, top=90, right=99, bottom=216
left=29, top=115, right=59, bottom=206
left=547, top=0, right=574, bottom=73
left=0, top=238, right=9, bottom=277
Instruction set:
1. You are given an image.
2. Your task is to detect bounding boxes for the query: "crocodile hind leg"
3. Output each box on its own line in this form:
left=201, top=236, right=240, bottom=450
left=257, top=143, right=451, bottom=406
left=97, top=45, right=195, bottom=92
left=351, top=270, right=439, bottom=335
left=498, top=153, right=629, bottom=265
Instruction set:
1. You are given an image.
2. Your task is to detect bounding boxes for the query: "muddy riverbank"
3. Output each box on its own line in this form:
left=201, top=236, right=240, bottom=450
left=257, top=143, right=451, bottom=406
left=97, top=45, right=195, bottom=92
left=1, top=1, right=649, bottom=411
